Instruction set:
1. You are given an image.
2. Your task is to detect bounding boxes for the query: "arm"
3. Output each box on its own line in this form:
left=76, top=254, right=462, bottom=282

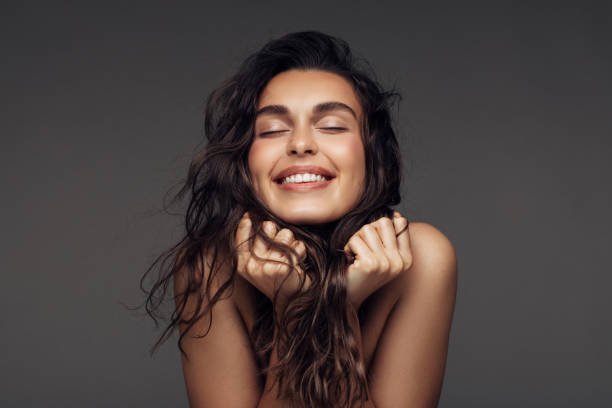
left=176, top=213, right=309, bottom=407
left=367, top=222, right=458, bottom=408
left=175, top=251, right=297, bottom=408
left=173, top=251, right=262, bottom=408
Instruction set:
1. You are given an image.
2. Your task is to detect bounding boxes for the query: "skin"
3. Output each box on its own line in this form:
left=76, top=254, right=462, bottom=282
left=248, top=69, right=366, bottom=225
left=174, top=69, right=458, bottom=408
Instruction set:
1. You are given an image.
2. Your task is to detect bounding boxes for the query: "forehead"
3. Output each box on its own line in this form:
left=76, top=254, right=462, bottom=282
left=257, top=69, right=362, bottom=117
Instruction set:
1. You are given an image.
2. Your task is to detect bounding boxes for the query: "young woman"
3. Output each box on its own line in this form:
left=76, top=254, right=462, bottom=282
left=141, top=31, right=457, bottom=408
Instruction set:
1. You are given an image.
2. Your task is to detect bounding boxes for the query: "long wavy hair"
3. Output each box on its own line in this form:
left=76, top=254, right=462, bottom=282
left=140, top=30, right=405, bottom=408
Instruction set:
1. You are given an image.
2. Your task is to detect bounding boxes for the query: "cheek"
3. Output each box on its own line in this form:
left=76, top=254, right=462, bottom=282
left=247, top=141, right=269, bottom=179
left=350, top=140, right=366, bottom=192
left=350, top=138, right=366, bottom=173
left=248, top=140, right=281, bottom=197
left=326, top=136, right=366, bottom=176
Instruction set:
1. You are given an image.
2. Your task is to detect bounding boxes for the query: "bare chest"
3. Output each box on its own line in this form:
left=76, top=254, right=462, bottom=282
left=232, top=275, right=401, bottom=371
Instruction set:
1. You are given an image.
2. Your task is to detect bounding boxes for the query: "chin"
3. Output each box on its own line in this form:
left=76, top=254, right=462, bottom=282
left=276, top=209, right=340, bottom=226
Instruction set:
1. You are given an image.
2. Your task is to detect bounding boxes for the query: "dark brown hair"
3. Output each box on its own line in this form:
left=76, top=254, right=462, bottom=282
left=139, top=30, right=405, bottom=408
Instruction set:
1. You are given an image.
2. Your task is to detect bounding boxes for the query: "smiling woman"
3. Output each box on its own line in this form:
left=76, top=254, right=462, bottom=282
left=249, top=70, right=366, bottom=225
left=140, top=31, right=457, bottom=408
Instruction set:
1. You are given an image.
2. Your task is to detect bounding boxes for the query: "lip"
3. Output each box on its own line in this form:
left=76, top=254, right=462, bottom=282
left=273, top=165, right=336, bottom=183
left=276, top=177, right=334, bottom=191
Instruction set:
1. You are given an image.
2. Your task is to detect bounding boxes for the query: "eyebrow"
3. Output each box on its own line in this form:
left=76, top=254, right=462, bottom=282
left=255, top=101, right=358, bottom=120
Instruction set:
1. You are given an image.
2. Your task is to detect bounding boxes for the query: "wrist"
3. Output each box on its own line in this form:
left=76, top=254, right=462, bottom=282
left=272, top=295, right=290, bottom=321
left=347, top=291, right=364, bottom=311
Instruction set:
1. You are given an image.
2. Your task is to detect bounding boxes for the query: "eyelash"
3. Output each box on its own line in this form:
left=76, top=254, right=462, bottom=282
left=322, top=127, right=347, bottom=132
left=259, top=127, right=347, bottom=136
left=259, top=130, right=286, bottom=136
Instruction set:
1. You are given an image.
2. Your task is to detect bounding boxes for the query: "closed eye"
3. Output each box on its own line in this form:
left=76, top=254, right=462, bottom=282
left=260, top=128, right=346, bottom=136
left=259, top=130, right=289, bottom=136
left=320, top=127, right=347, bottom=132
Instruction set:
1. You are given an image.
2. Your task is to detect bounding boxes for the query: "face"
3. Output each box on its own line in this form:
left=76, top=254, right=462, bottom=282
left=248, top=69, right=366, bottom=225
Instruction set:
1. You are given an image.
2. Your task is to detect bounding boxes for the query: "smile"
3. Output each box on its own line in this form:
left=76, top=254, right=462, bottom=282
left=275, top=175, right=334, bottom=191
left=279, top=173, right=331, bottom=184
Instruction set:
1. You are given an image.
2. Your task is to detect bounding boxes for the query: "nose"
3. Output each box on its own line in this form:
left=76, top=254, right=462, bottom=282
left=286, top=124, right=318, bottom=156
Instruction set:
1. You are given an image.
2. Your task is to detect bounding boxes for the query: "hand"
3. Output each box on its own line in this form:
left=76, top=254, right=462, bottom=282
left=235, top=212, right=310, bottom=310
left=343, top=211, right=412, bottom=310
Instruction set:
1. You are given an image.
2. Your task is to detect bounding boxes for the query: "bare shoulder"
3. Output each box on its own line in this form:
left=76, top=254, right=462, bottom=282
left=404, top=221, right=458, bottom=286
left=172, top=245, right=262, bottom=407
left=366, top=221, right=458, bottom=406
left=173, top=245, right=234, bottom=300
left=173, top=245, right=259, bottom=334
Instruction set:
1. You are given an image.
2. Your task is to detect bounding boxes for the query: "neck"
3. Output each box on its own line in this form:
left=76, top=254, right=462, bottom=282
left=303, top=219, right=339, bottom=242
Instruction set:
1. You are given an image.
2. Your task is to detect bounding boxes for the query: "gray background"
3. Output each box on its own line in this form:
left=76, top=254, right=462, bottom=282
left=2, top=1, right=611, bottom=407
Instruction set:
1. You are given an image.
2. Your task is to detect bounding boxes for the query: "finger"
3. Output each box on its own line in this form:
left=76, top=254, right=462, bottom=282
left=359, top=223, right=392, bottom=271
left=374, top=216, right=405, bottom=273
left=374, top=217, right=399, bottom=253
left=274, top=228, right=294, bottom=245
left=262, top=221, right=295, bottom=276
left=263, top=220, right=278, bottom=238
left=278, top=232, right=308, bottom=288
left=235, top=215, right=258, bottom=283
left=235, top=213, right=252, bottom=257
left=358, top=224, right=387, bottom=258
left=274, top=228, right=300, bottom=265
left=267, top=228, right=293, bottom=273
left=344, top=234, right=373, bottom=267
left=291, top=240, right=307, bottom=262
left=254, top=220, right=277, bottom=258
left=392, top=214, right=411, bottom=260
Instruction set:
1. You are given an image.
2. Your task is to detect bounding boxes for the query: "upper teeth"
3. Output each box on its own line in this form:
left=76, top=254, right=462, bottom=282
left=281, top=173, right=328, bottom=184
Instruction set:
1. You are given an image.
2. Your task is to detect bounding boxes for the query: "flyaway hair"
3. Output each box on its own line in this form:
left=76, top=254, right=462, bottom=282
left=139, top=30, right=405, bottom=408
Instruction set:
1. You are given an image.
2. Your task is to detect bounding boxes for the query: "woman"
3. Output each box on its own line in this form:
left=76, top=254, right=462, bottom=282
left=141, top=31, right=457, bottom=408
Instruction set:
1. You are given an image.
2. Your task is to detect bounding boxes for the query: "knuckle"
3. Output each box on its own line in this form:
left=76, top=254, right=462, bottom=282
left=246, top=257, right=258, bottom=274
left=399, top=254, right=412, bottom=270
left=277, top=228, right=293, bottom=242
left=396, top=217, right=408, bottom=229
left=274, top=260, right=290, bottom=274
left=362, top=258, right=376, bottom=271
left=391, top=258, right=403, bottom=273
left=262, top=262, right=277, bottom=276
left=284, top=228, right=295, bottom=240
left=380, top=217, right=393, bottom=228
left=404, top=253, right=413, bottom=267
left=297, top=243, right=307, bottom=260
left=362, top=224, right=374, bottom=233
left=263, top=221, right=276, bottom=235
